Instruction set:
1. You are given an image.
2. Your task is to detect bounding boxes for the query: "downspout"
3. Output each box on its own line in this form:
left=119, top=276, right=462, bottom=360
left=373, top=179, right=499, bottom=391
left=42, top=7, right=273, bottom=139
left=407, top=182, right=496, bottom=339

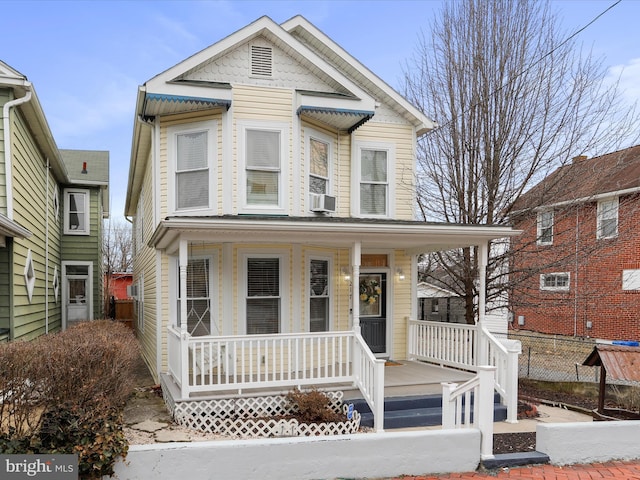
left=45, top=157, right=50, bottom=334
left=3, top=87, right=33, bottom=220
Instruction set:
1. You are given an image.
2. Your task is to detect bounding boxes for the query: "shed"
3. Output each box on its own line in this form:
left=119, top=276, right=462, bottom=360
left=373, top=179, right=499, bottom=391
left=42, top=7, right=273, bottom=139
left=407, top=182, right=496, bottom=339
left=582, top=344, right=640, bottom=414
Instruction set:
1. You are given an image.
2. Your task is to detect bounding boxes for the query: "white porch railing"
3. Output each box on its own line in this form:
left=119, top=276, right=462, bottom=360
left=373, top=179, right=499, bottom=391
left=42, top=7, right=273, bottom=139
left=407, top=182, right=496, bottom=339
left=167, top=326, right=386, bottom=431
left=407, top=319, right=521, bottom=422
left=442, top=366, right=496, bottom=460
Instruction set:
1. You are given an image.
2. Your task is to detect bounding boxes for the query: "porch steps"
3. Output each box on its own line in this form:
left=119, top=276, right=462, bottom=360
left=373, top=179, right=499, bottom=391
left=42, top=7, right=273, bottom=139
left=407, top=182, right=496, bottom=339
left=351, top=393, right=507, bottom=430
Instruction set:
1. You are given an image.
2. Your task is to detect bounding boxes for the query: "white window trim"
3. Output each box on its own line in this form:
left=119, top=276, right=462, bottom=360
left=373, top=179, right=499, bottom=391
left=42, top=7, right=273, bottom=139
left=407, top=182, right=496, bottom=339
left=305, top=128, right=333, bottom=213
left=306, top=254, right=333, bottom=332
left=63, top=188, right=90, bottom=235
left=540, top=272, right=570, bottom=291
left=169, top=252, right=219, bottom=334
left=237, top=120, right=289, bottom=215
left=167, top=120, right=217, bottom=216
left=237, top=249, right=290, bottom=335
left=597, top=197, right=619, bottom=239
left=61, top=261, right=93, bottom=330
left=537, top=211, right=554, bottom=245
left=352, top=140, right=396, bottom=218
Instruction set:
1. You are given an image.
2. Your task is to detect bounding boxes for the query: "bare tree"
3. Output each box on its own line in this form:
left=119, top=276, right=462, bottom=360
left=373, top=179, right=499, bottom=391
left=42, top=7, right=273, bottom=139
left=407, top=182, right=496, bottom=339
left=103, top=218, right=133, bottom=315
left=404, top=0, right=638, bottom=323
left=103, top=219, right=133, bottom=274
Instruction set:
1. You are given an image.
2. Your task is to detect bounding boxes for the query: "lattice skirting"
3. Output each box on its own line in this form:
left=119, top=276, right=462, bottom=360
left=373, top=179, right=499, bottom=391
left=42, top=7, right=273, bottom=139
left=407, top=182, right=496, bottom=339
left=162, top=386, right=361, bottom=438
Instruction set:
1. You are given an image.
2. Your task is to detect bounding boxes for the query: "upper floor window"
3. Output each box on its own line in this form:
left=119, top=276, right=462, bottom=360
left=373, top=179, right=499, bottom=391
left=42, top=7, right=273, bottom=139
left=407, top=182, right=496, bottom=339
left=64, top=189, right=90, bottom=235
left=597, top=197, right=618, bottom=239
left=355, top=142, right=395, bottom=218
left=540, top=272, right=570, bottom=291
left=239, top=120, right=289, bottom=214
left=537, top=211, right=554, bottom=245
left=168, top=121, right=216, bottom=215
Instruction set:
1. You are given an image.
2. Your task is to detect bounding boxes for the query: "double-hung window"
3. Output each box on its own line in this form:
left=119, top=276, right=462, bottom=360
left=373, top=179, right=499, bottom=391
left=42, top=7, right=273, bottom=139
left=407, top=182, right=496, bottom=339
left=168, top=121, right=216, bottom=215
left=238, top=121, right=289, bottom=213
left=597, top=197, right=618, bottom=239
left=355, top=142, right=394, bottom=217
left=540, top=272, right=570, bottom=291
left=537, top=211, right=554, bottom=245
left=306, top=130, right=332, bottom=208
left=309, top=258, right=330, bottom=332
left=178, top=257, right=214, bottom=336
left=246, top=257, right=281, bottom=334
left=64, top=189, right=90, bottom=235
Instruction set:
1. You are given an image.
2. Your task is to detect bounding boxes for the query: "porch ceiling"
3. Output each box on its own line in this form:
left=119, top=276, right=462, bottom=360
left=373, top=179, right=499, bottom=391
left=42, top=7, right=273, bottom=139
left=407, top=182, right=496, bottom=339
left=149, top=216, right=520, bottom=255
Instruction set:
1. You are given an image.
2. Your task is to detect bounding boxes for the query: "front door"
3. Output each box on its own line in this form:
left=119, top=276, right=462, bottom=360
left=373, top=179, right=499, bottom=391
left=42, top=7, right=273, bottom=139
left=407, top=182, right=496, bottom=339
left=62, top=262, right=92, bottom=329
left=359, top=273, right=387, bottom=354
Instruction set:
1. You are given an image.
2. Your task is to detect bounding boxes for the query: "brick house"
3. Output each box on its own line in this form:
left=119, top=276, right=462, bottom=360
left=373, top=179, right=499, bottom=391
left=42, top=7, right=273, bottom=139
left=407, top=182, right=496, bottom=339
left=510, top=145, right=640, bottom=341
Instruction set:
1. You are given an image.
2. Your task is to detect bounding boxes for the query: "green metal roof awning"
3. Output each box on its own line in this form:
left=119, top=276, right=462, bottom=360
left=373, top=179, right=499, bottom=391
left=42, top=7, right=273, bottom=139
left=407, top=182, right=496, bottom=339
left=297, top=106, right=374, bottom=133
left=142, top=93, right=231, bottom=117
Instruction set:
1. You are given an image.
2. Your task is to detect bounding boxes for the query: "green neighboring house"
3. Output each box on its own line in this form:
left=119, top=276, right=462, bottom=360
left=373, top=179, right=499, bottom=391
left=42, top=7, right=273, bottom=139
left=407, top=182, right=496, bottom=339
left=0, top=60, right=109, bottom=342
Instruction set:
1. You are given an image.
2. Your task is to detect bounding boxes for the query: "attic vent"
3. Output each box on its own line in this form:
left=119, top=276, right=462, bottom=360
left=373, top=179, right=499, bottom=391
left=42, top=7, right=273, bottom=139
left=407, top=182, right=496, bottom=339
left=251, top=45, right=273, bottom=77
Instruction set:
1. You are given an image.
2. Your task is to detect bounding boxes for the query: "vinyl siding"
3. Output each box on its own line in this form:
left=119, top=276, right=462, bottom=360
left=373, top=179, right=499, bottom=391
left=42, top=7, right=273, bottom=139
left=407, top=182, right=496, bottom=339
left=0, top=89, right=8, bottom=214
left=60, top=187, right=102, bottom=320
left=392, top=250, right=412, bottom=359
left=10, top=108, right=62, bottom=340
left=0, top=241, right=11, bottom=330
left=136, top=158, right=159, bottom=378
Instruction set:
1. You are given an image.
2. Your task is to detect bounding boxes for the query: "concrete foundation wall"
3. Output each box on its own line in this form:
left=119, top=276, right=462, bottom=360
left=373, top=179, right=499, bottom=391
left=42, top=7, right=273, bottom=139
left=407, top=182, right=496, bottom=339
left=110, top=430, right=481, bottom=480
left=537, top=420, right=640, bottom=465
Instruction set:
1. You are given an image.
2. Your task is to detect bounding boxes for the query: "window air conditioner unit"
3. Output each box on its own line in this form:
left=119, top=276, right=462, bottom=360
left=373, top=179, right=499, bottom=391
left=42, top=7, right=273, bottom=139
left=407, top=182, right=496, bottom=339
left=311, top=194, right=336, bottom=213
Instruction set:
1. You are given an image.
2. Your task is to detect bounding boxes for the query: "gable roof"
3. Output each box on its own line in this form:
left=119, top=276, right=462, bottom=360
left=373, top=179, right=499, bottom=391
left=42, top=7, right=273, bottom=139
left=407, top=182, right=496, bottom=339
left=127, top=16, right=436, bottom=216
left=512, top=145, right=640, bottom=212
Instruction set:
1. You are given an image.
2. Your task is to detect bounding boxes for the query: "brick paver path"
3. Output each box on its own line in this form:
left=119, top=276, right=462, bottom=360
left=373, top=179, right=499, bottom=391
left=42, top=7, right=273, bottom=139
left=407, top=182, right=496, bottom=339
left=385, top=461, right=640, bottom=479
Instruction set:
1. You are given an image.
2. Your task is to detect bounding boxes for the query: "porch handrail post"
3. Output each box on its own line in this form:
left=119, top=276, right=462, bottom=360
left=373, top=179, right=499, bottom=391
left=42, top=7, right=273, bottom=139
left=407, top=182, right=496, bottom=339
left=352, top=333, right=361, bottom=386
left=352, top=241, right=361, bottom=334
left=373, top=359, right=385, bottom=433
left=179, top=239, right=189, bottom=399
left=406, top=317, right=415, bottom=360
left=505, top=340, right=522, bottom=423
left=441, top=382, right=457, bottom=429
left=477, top=365, right=496, bottom=460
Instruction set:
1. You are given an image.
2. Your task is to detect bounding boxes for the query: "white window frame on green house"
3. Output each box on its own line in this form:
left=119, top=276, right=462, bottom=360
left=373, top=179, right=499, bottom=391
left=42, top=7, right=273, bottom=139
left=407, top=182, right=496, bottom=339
left=353, top=141, right=395, bottom=218
left=167, top=120, right=217, bottom=215
left=307, top=255, right=332, bottom=332
left=597, top=197, right=618, bottom=239
left=540, top=272, right=570, bottom=291
left=63, top=188, right=90, bottom=235
left=238, top=250, right=290, bottom=335
left=537, top=210, right=554, bottom=245
left=237, top=120, right=289, bottom=215
left=305, top=128, right=333, bottom=211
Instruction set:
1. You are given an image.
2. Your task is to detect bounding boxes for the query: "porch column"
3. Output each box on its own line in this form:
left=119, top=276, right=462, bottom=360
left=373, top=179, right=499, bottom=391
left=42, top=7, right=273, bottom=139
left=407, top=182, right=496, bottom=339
left=179, top=239, right=189, bottom=398
left=477, top=241, right=488, bottom=327
left=477, top=241, right=489, bottom=366
left=179, top=239, right=189, bottom=333
left=352, top=241, right=361, bottom=334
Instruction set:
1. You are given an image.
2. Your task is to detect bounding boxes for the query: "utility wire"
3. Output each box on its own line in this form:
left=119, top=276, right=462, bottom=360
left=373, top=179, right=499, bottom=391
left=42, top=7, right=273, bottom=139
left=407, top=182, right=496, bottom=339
left=425, top=0, right=622, bottom=134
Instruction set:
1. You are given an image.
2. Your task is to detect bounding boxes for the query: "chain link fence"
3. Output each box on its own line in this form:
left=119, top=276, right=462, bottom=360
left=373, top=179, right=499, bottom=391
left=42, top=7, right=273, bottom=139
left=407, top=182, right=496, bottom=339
left=505, top=332, right=599, bottom=383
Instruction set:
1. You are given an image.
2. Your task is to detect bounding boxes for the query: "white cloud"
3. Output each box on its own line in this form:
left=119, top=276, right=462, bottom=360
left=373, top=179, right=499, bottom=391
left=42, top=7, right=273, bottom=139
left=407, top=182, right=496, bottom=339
left=607, top=58, right=640, bottom=106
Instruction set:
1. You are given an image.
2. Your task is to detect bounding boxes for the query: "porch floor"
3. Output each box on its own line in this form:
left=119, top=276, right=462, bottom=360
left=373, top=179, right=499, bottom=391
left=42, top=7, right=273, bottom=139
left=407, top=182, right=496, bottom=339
left=162, top=360, right=474, bottom=402
left=344, top=361, right=473, bottom=400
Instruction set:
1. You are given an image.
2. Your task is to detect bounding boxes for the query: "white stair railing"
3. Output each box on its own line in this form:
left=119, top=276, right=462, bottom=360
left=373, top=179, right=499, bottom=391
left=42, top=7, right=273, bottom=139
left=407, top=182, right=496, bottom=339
left=352, top=331, right=386, bottom=432
left=442, top=366, right=496, bottom=460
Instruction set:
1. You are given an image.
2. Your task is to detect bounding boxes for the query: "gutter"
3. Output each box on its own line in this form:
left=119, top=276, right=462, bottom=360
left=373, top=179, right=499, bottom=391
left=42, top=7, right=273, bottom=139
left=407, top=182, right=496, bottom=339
left=3, top=86, right=33, bottom=220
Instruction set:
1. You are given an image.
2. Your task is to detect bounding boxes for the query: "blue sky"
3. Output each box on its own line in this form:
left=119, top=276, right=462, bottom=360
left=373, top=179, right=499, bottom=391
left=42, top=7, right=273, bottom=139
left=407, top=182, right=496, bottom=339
left=1, top=0, right=638, bottom=221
